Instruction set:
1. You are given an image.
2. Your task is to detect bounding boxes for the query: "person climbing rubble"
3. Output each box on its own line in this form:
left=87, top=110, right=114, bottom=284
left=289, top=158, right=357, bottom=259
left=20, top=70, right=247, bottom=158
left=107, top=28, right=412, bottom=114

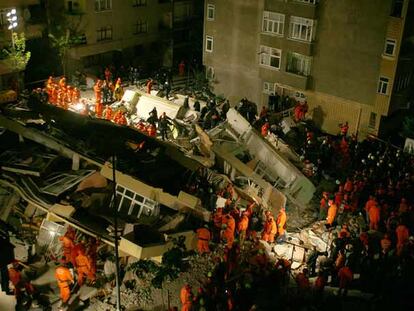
left=55, top=262, right=74, bottom=307
left=180, top=284, right=193, bottom=311
left=261, top=212, right=277, bottom=243
left=75, top=247, right=95, bottom=286
left=196, top=225, right=211, bottom=254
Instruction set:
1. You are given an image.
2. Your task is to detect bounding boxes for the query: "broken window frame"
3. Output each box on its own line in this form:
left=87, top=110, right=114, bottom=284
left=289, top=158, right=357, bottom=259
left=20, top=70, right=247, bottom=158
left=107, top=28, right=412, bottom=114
left=115, top=184, right=159, bottom=219
left=40, top=170, right=95, bottom=196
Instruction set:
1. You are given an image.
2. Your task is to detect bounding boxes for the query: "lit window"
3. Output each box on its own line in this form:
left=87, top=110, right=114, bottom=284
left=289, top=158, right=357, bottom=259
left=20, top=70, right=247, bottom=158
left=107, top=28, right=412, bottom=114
left=259, top=45, right=282, bottom=70
left=97, top=26, right=112, bottom=41
left=294, top=0, right=317, bottom=4
left=262, top=11, right=285, bottom=36
left=132, top=0, right=147, bottom=7
left=377, top=77, right=389, bottom=95
left=369, top=112, right=377, bottom=129
left=384, top=39, right=396, bottom=56
left=286, top=52, right=312, bottom=76
left=95, top=0, right=112, bottom=12
left=206, top=35, right=213, bottom=52
left=289, top=16, right=315, bottom=42
left=206, top=66, right=215, bottom=79
left=207, top=4, right=215, bottom=21
left=263, top=82, right=276, bottom=95
left=134, top=20, right=148, bottom=34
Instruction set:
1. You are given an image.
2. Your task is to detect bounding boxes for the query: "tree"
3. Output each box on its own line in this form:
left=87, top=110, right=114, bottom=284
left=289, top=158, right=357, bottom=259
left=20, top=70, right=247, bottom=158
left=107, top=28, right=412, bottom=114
left=2, top=33, right=31, bottom=72
left=48, top=30, right=70, bottom=76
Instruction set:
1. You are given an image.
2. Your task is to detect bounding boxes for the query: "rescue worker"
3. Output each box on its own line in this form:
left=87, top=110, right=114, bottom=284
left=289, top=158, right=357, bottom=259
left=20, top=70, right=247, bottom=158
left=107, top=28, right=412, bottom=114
left=276, top=207, right=287, bottom=243
left=178, top=60, right=185, bottom=76
left=180, top=284, right=193, bottom=311
left=296, top=268, right=310, bottom=291
left=146, top=124, right=157, bottom=137
left=104, top=67, right=112, bottom=83
left=368, top=202, right=380, bottom=231
left=326, top=199, right=337, bottom=227
left=103, top=105, right=113, bottom=121
left=114, top=78, right=124, bottom=101
left=261, top=122, right=270, bottom=137
left=55, top=262, right=74, bottom=306
left=339, top=121, right=349, bottom=137
left=59, top=233, right=75, bottom=264
left=75, top=248, right=95, bottom=286
left=72, top=87, right=80, bottom=103
left=158, top=112, right=172, bottom=140
left=70, top=241, right=85, bottom=268
left=59, top=76, right=66, bottom=89
left=396, top=223, right=409, bottom=256
left=146, top=79, right=153, bottom=94
left=237, top=212, right=249, bottom=246
left=338, top=266, right=353, bottom=296
left=364, top=195, right=377, bottom=224
left=222, top=213, right=236, bottom=249
left=380, top=233, right=392, bottom=255
left=8, top=261, right=22, bottom=298
left=213, top=207, right=223, bottom=242
left=319, top=192, right=329, bottom=220
left=86, top=237, right=99, bottom=279
left=261, top=214, right=277, bottom=243
left=196, top=226, right=211, bottom=254
left=93, top=80, right=102, bottom=108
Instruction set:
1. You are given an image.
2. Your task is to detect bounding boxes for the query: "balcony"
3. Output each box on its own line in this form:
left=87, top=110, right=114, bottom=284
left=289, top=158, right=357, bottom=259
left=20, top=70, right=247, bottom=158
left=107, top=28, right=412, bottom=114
left=259, top=67, right=309, bottom=90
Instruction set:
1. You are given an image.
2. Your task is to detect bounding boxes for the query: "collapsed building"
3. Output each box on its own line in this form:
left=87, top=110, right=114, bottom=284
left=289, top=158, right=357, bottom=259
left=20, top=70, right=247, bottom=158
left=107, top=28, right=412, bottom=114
left=0, top=88, right=316, bottom=263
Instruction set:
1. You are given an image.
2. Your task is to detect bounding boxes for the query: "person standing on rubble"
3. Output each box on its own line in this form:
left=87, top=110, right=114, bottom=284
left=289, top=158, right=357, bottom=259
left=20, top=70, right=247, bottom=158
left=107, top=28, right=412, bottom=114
left=261, top=212, right=277, bottom=243
left=196, top=225, right=211, bottom=254
left=180, top=284, right=193, bottom=311
left=55, top=262, right=74, bottom=307
left=276, top=207, right=287, bottom=243
left=326, top=199, right=337, bottom=228
left=158, top=112, right=172, bottom=140
left=237, top=211, right=249, bottom=246
left=222, top=213, right=236, bottom=249
left=75, top=248, right=95, bottom=286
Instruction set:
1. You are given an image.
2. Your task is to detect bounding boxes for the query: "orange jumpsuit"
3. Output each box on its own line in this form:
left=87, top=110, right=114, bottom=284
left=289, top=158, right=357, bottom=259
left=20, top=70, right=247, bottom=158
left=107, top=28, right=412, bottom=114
left=103, top=106, right=113, bottom=121
left=222, top=215, right=235, bottom=248
left=396, top=224, right=409, bottom=256
left=59, top=235, right=75, bottom=264
left=338, top=266, right=353, bottom=290
left=196, top=227, right=211, bottom=254
left=59, top=77, right=66, bottom=89
left=94, top=81, right=102, bottom=103
left=326, top=203, right=337, bottom=225
left=75, top=251, right=95, bottom=286
left=95, top=102, right=103, bottom=118
left=8, top=267, right=22, bottom=296
left=261, top=123, right=269, bottom=137
left=296, top=272, right=310, bottom=290
left=344, top=180, right=353, bottom=192
left=261, top=217, right=277, bottom=243
left=276, top=209, right=287, bottom=236
left=86, top=239, right=99, bottom=277
left=180, top=285, right=192, bottom=311
left=147, top=124, right=157, bottom=137
left=237, top=214, right=249, bottom=244
left=55, top=266, right=73, bottom=303
left=71, top=243, right=85, bottom=267
left=368, top=205, right=380, bottom=231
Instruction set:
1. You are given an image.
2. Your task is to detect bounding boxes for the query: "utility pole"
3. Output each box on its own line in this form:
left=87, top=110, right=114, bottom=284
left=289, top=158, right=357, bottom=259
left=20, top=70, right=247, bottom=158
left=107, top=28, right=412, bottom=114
left=111, top=155, right=121, bottom=311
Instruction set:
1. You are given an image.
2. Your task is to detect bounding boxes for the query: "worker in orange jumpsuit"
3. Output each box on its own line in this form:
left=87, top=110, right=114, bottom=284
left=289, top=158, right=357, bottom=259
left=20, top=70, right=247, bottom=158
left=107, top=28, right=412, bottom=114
left=103, top=105, right=113, bottom=121
left=344, top=178, right=353, bottom=193
left=364, top=195, right=377, bottom=223
left=72, top=87, right=80, bottom=103
left=59, top=234, right=75, bottom=264
left=261, top=214, right=277, bottom=243
left=196, top=226, right=211, bottom=254
left=104, top=67, right=112, bottom=83
left=261, top=122, right=269, bottom=137
left=380, top=233, right=392, bottom=255
left=93, top=79, right=102, bottom=102
left=180, top=284, right=193, bottom=311
left=221, top=214, right=235, bottom=249
left=237, top=212, right=249, bottom=246
left=86, top=237, right=99, bottom=278
left=338, top=266, right=353, bottom=296
left=319, top=192, right=329, bottom=220
left=55, top=263, right=74, bottom=305
left=114, top=78, right=124, bottom=101
left=146, top=124, right=157, bottom=137
left=396, top=223, right=409, bottom=256
left=70, top=241, right=85, bottom=268
left=368, top=203, right=380, bottom=231
left=178, top=60, right=185, bottom=76
left=75, top=249, right=95, bottom=286
left=146, top=79, right=153, bottom=94
left=59, top=77, right=66, bottom=89
left=326, top=199, right=337, bottom=227
left=8, top=261, right=22, bottom=298
left=276, top=207, right=287, bottom=243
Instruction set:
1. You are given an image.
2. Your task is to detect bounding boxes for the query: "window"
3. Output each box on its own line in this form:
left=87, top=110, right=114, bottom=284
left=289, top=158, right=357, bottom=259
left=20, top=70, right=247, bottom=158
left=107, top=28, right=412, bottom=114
left=286, top=52, right=312, bottom=76
left=259, top=45, right=282, bottom=69
left=97, top=26, right=112, bottom=41
left=390, top=0, right=404, bottom=17
left=133, top=0, right=147, bottom=7
left=384, top=39, right=396, bottom=56
left=115, top=185, right=159, bottom=219
left=369, top=112, right=377, bottom=129
left=294, top=0, right=317, bottom=4
left=289, top=16, right=315, bottom=42
left=206, top=35, right=213, bottom=52
left=262, top=11, right=285, bottom=36
left=134, top=20, right=148, bottom=34
left=207, top=4, right=215, bottom=21
left=263, top=82, right=276, bottom=95
left=206, top=66, right=215, bottom=79
left=377, top=77, right=389, bottom=94
left=95, top=0, right=112, bottom=12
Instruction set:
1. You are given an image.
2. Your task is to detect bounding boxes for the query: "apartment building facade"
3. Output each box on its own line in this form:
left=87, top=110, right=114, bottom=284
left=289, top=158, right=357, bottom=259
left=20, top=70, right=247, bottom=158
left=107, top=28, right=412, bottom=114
left=58, top=0, right=203, bottom=75
left=0, top=0, right=45, bottom=91
left=203, top=0, right=414, bottom=138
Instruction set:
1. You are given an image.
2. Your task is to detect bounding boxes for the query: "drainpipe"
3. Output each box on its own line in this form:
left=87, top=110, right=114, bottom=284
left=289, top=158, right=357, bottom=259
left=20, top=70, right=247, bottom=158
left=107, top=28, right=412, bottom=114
left=355, top=106, right=362, bottom=139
